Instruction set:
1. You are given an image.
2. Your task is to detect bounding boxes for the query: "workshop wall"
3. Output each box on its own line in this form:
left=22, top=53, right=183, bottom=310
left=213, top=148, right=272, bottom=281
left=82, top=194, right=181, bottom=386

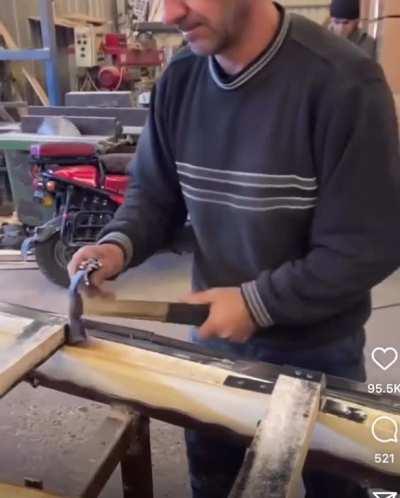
left=0, top=0, right=116, bottom=105
left=282, top=0, right=330, bottom=25
left=0, top=0, right=116, bottom=52
left=0, top=1, right=331, bottom=54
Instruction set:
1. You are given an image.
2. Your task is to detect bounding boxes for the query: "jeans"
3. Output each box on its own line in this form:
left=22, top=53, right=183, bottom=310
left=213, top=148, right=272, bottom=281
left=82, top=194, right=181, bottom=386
left=185, top=331, right=367, bottom=498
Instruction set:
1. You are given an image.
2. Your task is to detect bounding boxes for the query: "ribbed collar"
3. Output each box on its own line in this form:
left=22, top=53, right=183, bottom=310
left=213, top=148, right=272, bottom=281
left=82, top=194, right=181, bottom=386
left=208, top=5, right=290, bottom=91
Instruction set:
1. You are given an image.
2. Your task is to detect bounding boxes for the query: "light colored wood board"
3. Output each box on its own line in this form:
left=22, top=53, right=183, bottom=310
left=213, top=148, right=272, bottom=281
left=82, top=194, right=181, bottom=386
left=0, top=21, right=17, bottom=50
left=0, top=311, right=65, bottom=397
left=0, top=250, right=29, bottom=262
left=0, top=262, right=38, bottom=270
left=0, top=483, right=73, bottom=497
left=21, top=68, right=49, bottom=106
left=36, top=337, right=400, bottom=477
left=0, top=250, right=22, bottom=261
left=83, top=296, right=169, bottom=321
left=230, top=375, right=320, bottom=498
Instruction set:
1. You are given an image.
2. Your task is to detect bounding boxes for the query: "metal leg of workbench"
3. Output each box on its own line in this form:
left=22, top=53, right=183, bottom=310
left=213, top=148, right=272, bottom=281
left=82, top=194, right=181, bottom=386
left=78, top=406, right=136, bottom=498
left=121, top=415, right=154, bottom=498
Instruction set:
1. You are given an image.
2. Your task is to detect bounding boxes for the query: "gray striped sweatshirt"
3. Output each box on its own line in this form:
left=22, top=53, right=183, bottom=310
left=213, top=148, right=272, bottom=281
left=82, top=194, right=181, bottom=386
left=99, top=9, right=400, bottom=349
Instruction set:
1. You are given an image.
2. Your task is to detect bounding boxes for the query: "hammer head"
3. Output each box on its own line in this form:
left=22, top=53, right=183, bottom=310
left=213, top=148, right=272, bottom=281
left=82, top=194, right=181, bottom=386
left=67, top=269, right=88, bottom=344
left=67, top=258, right=101, bottom=345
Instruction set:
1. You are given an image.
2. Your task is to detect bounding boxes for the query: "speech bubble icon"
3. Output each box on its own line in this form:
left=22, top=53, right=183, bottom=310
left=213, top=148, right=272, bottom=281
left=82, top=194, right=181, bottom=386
left=372, top=347, right=398, bottom=371
left=372, top=492, right=397, bottom=498
left=372, top=416, right=399, bottom=444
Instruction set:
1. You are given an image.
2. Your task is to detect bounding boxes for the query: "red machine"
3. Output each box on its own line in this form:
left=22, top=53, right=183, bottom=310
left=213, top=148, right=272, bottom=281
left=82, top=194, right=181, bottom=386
left=27, top=143, right=132, bottom=286
left=98, top=33, right=164, bottom=91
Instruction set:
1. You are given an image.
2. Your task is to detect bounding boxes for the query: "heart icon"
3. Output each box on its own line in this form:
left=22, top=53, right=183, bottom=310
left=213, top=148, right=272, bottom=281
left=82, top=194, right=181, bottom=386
left=372, top=347, right=399, bottom=371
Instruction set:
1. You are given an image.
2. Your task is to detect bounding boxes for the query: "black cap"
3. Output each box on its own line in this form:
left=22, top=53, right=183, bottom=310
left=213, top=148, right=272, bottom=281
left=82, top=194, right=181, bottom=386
left=330, top=0, right=360, bottom=20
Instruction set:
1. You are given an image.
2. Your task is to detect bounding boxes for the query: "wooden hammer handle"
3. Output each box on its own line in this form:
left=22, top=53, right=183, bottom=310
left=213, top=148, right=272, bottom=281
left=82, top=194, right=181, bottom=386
left=83, top=297, right=210, bottom=327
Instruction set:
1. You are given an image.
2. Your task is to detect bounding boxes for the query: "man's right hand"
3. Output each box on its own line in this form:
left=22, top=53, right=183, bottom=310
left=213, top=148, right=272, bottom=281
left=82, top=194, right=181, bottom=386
left=67, top=243, right=125, bottom=288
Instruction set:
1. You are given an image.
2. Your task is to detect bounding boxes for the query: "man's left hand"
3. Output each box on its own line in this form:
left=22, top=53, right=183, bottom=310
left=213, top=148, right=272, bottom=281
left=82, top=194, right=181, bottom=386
left=183, top=287, right=257, bottom=343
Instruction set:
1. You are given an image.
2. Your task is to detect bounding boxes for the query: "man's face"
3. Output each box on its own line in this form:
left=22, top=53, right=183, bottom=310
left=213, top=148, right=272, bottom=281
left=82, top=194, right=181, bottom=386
left=163, top=0, right=252, bottom=55
left=328, top=18, right=358, bottom=38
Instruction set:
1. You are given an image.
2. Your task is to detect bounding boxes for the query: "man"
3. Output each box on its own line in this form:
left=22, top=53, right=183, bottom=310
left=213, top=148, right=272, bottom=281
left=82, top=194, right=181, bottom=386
left=69, top=1, right=400, bottom=497
left=329, top=0, right=376, bottom=59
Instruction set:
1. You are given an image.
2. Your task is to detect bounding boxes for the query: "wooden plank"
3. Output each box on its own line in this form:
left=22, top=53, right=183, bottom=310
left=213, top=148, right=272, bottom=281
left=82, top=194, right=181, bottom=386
left=30, top=338, right=400, bottom=478
left=0, top=483, right=72, bottom=497
left=229, top=375, right=321, bottom=498
left=0, top=262, right=38, bottom=270
left=0, top=21, right=18, bottom=51
left=32, top=333, right=400, bottom=481
left=21, top=69, right=49, bottom=106
left=0, top=303, right=397, bottom=484
left=0, top=250, right=25, bottom=262
left=0, top=310, right=65, bottom=397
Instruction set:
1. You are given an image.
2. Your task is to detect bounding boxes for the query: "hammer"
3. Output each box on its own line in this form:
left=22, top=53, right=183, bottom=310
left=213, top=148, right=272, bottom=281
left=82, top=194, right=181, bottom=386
left=67, top=259, right=210, bottom=344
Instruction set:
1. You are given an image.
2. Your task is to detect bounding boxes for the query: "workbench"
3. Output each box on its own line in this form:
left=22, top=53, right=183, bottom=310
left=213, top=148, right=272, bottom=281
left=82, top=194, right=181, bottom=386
left=0, top=302, right=399, bottom=497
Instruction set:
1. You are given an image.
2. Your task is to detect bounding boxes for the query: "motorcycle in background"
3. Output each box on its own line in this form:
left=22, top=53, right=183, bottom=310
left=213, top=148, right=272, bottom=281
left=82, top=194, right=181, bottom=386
left=25, top=142, right=132, bottom=287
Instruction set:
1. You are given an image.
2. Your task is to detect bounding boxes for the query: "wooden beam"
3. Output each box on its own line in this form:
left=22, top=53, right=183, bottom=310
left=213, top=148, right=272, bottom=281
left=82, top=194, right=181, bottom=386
left=0, top=21, right=18, bottom=51
left=0, top=250, right=25, bottom=262
left=229, top=375, right=321, bottom=498
left=21, top=70, right=49, bottom=106
left=0, top=483, right=72, bottom=497
left=1, top=303, right=399, bottom=485
left=0, top=262, right=38, bottom=270
left=0, top=311, right=65, bottom=397
left=32, top=334, right=400, bottom=482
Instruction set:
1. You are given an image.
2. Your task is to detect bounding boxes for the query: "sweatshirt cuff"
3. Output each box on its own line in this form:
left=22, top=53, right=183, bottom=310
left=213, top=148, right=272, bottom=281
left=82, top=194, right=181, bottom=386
left=241, top=281, right=274, bottom=328
left=97, top=231, right=133, bottom=267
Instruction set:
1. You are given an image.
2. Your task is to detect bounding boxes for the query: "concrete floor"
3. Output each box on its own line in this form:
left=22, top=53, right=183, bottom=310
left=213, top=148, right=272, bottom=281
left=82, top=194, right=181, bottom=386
left=0, top=251, right=400, bottom=497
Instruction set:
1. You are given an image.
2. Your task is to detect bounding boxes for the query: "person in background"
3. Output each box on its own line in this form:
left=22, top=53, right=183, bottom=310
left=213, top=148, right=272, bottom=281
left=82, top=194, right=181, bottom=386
left=329, top=0, right=376, bottom=59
